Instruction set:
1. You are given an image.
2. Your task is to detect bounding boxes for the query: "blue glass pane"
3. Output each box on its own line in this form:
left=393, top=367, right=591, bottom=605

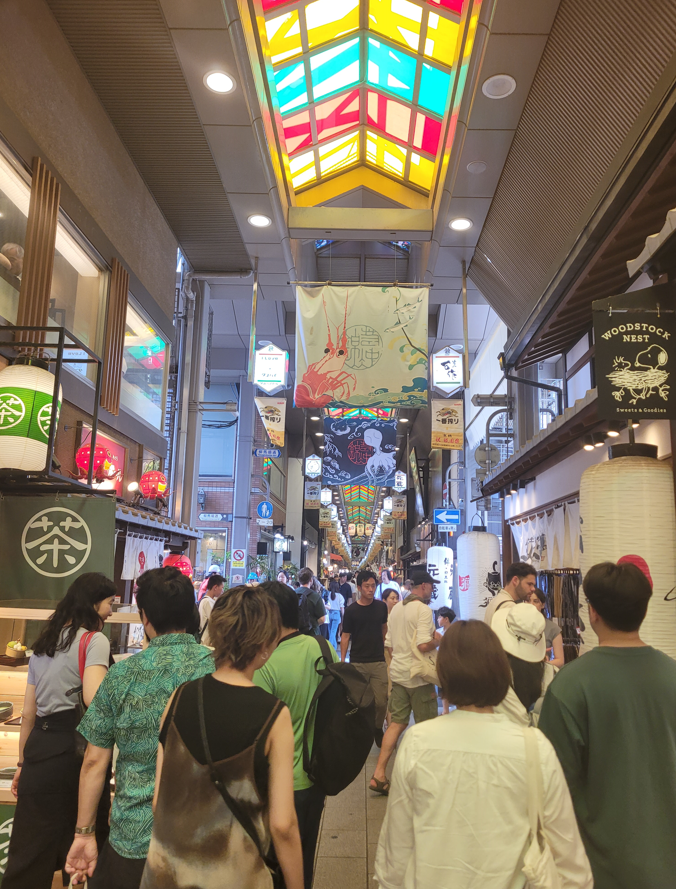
left=366, top=37, right=417, bottom=101
left=310, top=38, right=361, bottom=102
left=274, top=61, right=308, bottom=114
left=418, top=62, right=450, bottom=116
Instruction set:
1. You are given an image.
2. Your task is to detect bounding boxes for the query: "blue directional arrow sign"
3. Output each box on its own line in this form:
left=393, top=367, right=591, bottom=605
left=257, top=500, right=273, bottom=519
left=254, top=448, right=281, bottom=458
left=433, top=508, right=461, bottom=525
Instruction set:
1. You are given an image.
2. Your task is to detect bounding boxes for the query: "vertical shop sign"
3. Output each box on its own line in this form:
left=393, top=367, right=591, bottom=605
left=426, top=545, right=454, bottom=609
left=0, top=495, right=115, bottom=605
left=254, top=344, right=288, bottom=395
left=431, top=398, right=464, bottom=449
left=432, top=347, right=463, bottom=393
left=295, top=285, right=428, bottom=408
left=319, top=507, right=332, bottom=528
left=254, top=397, right=286, bottom=448
left=391, top=495, right=407, bottom=520
left=304, top=481, right=321, bottom=509
left=593, top=283, right=676, bottom=420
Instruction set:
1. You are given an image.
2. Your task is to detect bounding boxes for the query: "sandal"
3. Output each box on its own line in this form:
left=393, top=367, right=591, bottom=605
left=369, top=776, right=390, bottom=795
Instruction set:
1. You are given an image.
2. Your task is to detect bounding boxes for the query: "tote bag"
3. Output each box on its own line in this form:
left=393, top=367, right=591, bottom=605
left=410, top=627, right=439, bottom=686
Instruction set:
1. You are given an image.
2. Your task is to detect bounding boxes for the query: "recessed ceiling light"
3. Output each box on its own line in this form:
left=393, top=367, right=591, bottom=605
left=316, top=432, right=324, bottom=436
left=310, top=415, right=321, bottom=421
left=248, top=214, right=272, bottom=228
left=467, top=161, right=487, bottom=174
left=399, top=417, right=409, bottom=422
left=482, top=74, right=516, bottom=100
left=449, top=217, right=472, bottom=231
left=204, top=71, right=236, bottom=93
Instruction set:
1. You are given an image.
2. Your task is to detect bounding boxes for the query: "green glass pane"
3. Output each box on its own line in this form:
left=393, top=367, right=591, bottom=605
left=366, top=37, right=417, bottom=101
left=274, top=61, right=309, bottom=114
left=310, top=37, right=361, bottom=102
left=418, top=62, right=450, bottom=116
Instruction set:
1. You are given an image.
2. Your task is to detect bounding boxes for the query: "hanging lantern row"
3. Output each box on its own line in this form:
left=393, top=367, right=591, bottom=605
left=0, top=358, right=62, bottom=472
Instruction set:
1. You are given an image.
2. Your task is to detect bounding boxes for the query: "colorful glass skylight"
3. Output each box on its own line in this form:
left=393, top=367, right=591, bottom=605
left=261, top=0, right=474, bottom=195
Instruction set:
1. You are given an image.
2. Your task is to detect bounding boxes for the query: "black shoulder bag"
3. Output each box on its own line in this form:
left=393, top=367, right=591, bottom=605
left=196, top=677, right=284, bottom=889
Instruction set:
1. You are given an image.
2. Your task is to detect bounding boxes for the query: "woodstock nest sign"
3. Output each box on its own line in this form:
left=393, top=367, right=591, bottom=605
left=593, top=283, right=676, bottom=421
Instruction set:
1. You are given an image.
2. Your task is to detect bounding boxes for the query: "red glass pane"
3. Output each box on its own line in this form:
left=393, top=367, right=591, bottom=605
left=315, top=89, right=360, bottom=142
left=426, top=0, right=463, bottom=13
left=366, top=90, right=411, bottom=144
left=412, top=111, right=442, bottom=155
left=262, top=0, right=296, bottom=10
left=282, top=109, right=313, bottom=155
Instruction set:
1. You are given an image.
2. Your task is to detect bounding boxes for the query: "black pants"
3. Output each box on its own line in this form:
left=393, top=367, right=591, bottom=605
left=294, top=784, right=326, bottom=889
left=2, top=712, right=110, bottom=889
left=88, top=840, right=146, bottom=889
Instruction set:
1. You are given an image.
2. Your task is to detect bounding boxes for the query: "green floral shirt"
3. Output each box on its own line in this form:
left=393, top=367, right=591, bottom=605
left=79, top=634, right=214, bottom=859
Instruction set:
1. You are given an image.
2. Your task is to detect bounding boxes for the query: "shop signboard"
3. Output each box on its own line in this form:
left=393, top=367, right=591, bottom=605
left=254, top=397, right=286, bottom=447
left=432, top=346, right=463, bottom=393
left=593, top=283, right=676, bottom=421
left=426, top=545, right=454, bottom=609
left=381, top=516, right=394, bottom=538
left=305, top=455, right=322, bottom=478
left=391, top=495, right=407, bottom=520
left=319, top=507, right=332, bottom=528
left=393, top=470, right=407, bottom=492
left=431, top=398, right=464, bottom=450
left=0, top=495, right=115, bottom=606
left=254, top=344, right=288, bottom=395
left=304, top=481, right=321, bottom=509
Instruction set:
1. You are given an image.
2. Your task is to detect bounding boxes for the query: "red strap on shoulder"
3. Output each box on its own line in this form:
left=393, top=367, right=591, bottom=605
left=79, top=631, right=96, bottom=684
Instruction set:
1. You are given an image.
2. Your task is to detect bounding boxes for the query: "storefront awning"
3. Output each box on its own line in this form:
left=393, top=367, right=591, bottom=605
left=116, top=506, right=203, bottom=540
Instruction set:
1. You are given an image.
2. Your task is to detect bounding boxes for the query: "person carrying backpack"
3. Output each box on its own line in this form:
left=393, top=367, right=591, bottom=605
left=297, top=568, right=326, bottom=636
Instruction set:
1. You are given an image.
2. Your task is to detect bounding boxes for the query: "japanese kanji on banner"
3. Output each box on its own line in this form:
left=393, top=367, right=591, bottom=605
left=295, top=285, right=428, bottom=408
left=431, top=398, right=464, bottom=450
left=304, top=481, right=321, bottom=510
left=322, top=416, right=397, bottom=485
left=254, top=397, right=286, bottom=448
left=0, top=495, right=115, bottom=606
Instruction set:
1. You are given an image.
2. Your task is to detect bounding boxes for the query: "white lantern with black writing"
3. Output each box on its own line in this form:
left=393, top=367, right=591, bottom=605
left=456, top=528, right=501, bottom=621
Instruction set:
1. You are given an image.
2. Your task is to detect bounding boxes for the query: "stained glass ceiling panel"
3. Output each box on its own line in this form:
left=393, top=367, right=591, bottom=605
left=261, top=0, right=472, bottom=195
left=343, top=485, right=377, bottom=501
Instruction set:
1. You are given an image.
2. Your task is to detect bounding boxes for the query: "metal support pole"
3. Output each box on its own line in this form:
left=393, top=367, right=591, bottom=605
left=230, top=375, right=256, bottom=585
left=247, top=257, right=259, bottom=383
left=461, top=261, right=470, bottom=390
left=300, top=409, right=307, bottom=569
left=503, top=373, right=564, bottom=417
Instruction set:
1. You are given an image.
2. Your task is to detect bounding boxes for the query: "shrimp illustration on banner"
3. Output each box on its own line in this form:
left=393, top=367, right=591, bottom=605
left=295, top=293, right=356, bottom=407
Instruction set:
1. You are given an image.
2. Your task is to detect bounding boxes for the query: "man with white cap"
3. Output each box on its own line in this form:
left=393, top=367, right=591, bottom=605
left=491, top=603, right=556, bottom=726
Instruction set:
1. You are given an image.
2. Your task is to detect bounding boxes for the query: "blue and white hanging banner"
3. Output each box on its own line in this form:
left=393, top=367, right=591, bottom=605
left=322, top=416, right=397, bottom=485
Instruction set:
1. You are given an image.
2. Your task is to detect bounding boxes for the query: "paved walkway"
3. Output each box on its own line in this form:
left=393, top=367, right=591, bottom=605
left=313, top=744, right=393, bottom=889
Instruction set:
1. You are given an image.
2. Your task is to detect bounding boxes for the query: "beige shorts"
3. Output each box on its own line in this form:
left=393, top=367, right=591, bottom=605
left=389, top=682, right=438, bottom=725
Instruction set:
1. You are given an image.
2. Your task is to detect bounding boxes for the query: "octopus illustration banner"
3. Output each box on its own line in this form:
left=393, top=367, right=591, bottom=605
left=322, top=417, right=397, bottom=486
left=294, top=284, right=428, bottom=408
left=593, top=283, right=676, bottom=421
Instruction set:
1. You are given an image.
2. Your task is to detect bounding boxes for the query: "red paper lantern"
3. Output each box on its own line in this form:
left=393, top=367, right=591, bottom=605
left=139, top=470, right=168, bottom=499
left=76, top=444, right=117, bottom=481
left=163, top=553, right=192, bottom=578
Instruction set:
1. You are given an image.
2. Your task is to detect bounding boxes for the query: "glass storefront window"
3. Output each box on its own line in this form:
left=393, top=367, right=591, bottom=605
left=199, top=531, right=228, bottom=578
left=51, top=215, right=108, bottom=379
left=0, top=147, right=30, bottom=326
left=121, top=299, right=169, bottom=429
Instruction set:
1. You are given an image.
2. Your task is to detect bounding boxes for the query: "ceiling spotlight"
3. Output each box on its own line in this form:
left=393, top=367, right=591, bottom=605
left=449, top=217, right=472, bottom=231
left=399, top=417, right=409, bottom=423
left=509, top=481, right=518, bottom=495
left=467, top=161, right=487, bottom=175
left=592, top=432, right=606, bottom=448
left=248, top=214, right=272, bottom=227
left=204, top=71, right=236, bottom=93
left=315, top=432, right=324, bottom=436
left=583, top=434, right=595, bottom=452
left=631, top=420, right=640, bottom=429
left=482, top=73, right=517, bottom=100
left=498, top=488, right=505, bottom=500
left=310, top=415, right=321, bottom=421
left=127, top=481, right=139, bottom=492
left=607, top=422, right=623, bottom=438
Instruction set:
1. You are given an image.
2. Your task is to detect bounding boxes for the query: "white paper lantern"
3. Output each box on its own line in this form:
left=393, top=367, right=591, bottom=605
left=456, top=530, right=501, bottom=621
left=426, top=545, right=454, bottom=609
left=0, top=359, right=62, bottom=471
left=579, top=452, right=676, bottom=658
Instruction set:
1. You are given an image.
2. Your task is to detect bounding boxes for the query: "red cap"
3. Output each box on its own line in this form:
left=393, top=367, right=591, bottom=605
left=618, top=554, right=653, bottom=589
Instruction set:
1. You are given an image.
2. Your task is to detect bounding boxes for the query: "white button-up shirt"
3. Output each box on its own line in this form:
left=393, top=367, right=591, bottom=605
left=375, top=710, right=592, bottom=889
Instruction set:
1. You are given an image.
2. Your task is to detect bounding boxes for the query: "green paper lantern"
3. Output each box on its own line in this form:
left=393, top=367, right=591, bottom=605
left=0, top=358, right=62, bottom=471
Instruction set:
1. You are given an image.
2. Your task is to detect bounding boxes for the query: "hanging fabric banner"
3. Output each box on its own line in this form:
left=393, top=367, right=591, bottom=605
left=430, top=398, right=463, bottom=449
left=294, top=285, right=429, bottom=408
left=593, top=282, right=676, bottom=420
left=322, top=416, right=397, bottom=485
left=254, top=397, right=286, bottom=448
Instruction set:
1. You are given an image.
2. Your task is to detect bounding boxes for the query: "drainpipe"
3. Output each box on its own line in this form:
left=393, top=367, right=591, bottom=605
left=221, top=0, right=298, bottom=284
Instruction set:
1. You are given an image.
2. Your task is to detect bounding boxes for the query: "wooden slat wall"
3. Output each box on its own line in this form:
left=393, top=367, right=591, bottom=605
left=16, top=158, right=61, bottom=342
left=100, top=257, right=129, bottom=415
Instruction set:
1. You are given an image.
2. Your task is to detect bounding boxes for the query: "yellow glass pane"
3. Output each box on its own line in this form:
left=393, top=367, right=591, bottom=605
left=306, top=0, right=360, bottom=49
left=290, top=150, right=317, bottom=188
left=318, top=131, right=360, bottom=176
left=266, top=10, right=302, bottom=65
left=424, top=11, right=459, bottom=65
left=409, top=151, right=434, bottom=190
left=365, top=130, right=406, bottom=178
left=368, top=0, right=422, bottom=52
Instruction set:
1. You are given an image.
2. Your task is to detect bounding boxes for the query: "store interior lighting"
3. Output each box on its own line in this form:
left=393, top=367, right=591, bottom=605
left=449, top=217, right=472, bottom=231
left=583, top=434, right=595, bottom=452
left=509, top=481, right=518, bottom=494
left=204, top=71, right=236, bottom=93
left=592, top=432, right=606, bottom=448
left=607, top=422, right=623, bottom=437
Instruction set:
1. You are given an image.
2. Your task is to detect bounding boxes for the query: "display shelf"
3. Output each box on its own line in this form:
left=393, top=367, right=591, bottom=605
left=0, top=608, right=141, bottom=624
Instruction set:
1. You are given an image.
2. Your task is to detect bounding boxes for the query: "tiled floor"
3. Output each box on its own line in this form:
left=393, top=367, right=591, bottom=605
left=313, top=744, right=394, bottom=889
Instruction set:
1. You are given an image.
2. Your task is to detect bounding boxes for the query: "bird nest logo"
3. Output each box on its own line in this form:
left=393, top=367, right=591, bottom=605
left=21, top=507, right=92, bottom=578
left=607, top=344, right=669, bottom=405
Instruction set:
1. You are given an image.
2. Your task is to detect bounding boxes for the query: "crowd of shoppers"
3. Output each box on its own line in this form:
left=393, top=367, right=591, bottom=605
left=12, top=553, right=673, bottom=889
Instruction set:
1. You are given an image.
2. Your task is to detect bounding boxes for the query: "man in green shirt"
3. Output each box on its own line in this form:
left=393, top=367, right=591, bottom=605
left=254, top=580, right=337, bottom=889
left=539, top=559, right=676, bottom=889
left=65, top=567, right=214, bottom=889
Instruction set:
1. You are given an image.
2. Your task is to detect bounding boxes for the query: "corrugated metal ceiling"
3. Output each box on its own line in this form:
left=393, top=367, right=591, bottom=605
left=46, top=0, right=251, bottom=272
left=469, top=0, right=676, bottom=333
